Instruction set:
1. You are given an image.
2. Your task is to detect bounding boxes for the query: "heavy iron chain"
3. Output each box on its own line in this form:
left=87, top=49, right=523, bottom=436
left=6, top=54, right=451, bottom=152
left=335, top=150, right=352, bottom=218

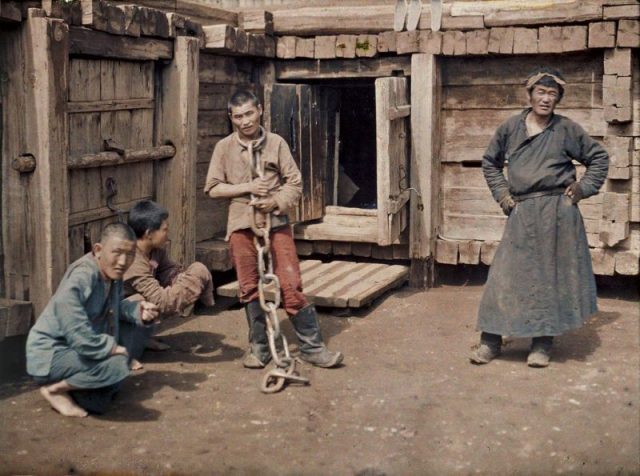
left=249, top=152, right=309, bottom=394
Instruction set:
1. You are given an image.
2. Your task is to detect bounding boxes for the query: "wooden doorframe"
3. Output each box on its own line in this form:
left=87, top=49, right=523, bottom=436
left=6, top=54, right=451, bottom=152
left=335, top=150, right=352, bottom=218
left=409, top=53, right=441, bottom=288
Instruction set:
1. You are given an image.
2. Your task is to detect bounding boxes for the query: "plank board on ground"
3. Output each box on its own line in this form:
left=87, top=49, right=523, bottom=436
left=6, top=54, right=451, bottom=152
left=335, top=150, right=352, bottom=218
left=216, top=260, right=408, bottom=308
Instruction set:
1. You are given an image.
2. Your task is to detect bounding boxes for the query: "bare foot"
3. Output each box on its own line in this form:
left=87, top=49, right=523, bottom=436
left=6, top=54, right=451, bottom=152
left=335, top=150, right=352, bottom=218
left=130, top=358, right=144, bottom=370
left=40, top=386, right=88, bottom=417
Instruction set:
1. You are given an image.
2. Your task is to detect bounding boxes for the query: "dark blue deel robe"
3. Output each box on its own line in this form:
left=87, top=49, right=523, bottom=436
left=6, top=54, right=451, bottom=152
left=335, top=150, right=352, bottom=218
left=477, top=109, right=609, bottom=337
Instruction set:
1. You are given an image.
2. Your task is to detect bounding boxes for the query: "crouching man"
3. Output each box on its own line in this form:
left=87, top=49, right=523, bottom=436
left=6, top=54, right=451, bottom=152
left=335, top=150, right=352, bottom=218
left=123, top=200, right=214, bottom=359
left=26, top=224, right=159, bottom=417
left=204, top=90, right=343, bottom=369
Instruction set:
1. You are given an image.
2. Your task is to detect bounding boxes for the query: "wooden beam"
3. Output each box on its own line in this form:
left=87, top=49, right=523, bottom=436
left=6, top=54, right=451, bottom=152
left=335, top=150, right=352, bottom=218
left=67, top=98, right=155, bottom=114
left=68, top=145, right=175, bottom=169
left=238, top=10, right=273, bottom=35
left=203, top=24, right=236, bottom=52
left=272, top=5, right=395, bottom=36
left=154, top=36, right=199, bottom=266
left=484, top=0, right=603, bottom=27
left=69, top=26, right=173, bottom=60
left=617, top=19, right=640, bottom=48
left=410, top=54, right=440, bottom=288
left=81, top=0, right=126, bottom=36
left=336, top=34, right=358, bottom=58
left=24, top=17, right=70, bottom=315
left=276, top=57, right=411, bottom=80
left=588, top=21, right=617, bottom=48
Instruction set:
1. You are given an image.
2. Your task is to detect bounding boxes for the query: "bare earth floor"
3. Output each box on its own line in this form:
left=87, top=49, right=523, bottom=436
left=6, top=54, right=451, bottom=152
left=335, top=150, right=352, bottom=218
left=1, top=278, right=638, bottom=475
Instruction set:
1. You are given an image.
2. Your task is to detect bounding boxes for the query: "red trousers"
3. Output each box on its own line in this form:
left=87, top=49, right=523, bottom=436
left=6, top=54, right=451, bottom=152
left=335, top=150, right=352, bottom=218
left=229, top=227, right=308, bottom=316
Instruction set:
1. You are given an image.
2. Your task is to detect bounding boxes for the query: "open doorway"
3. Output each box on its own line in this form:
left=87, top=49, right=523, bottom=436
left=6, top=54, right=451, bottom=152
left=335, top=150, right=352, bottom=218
left=331, top=82, right=377, bottom=209
left=266, top=75, right=410, bottom=246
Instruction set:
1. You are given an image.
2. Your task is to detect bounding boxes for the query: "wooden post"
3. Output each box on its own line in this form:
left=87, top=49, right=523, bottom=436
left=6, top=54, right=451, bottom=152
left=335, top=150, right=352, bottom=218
left=23, top=17, right=70, bottom=315
left=409, top=54, right=440, bottom=288
left=155, top=36, right=199, bottom=265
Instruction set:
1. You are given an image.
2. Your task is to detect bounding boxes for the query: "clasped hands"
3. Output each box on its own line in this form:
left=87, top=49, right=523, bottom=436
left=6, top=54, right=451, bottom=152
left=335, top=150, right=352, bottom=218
left=248, top=177, right=278, bottom=213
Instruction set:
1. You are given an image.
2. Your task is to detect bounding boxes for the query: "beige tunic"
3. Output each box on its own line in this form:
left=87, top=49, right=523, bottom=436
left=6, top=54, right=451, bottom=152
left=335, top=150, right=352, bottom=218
left=204, top=131, right=302, bottom=240
left=123, top=248, right=213, bottom=316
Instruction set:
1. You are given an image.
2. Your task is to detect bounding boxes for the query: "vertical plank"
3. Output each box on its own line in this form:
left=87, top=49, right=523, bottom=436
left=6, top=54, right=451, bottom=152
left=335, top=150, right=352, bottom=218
left=0, top=26, right=32, bottom=300
left=155, top=36, right=199, bottom=265
left=24, top=17, right=70, bottom=314
left=375, top=76, right=409, bottom=246
left=410, top=54, right=440, bottom=288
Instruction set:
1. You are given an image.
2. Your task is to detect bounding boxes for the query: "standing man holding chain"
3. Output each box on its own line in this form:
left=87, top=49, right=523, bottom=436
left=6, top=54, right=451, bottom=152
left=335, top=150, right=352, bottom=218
left=470, top=67, right=609, bottom=368
left=205, top=90, right=343, bottom=369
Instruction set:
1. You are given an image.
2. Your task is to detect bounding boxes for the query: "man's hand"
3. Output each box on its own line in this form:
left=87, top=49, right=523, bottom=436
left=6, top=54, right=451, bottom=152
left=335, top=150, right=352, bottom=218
left=111, top=344, right=129, bottom=357
left=250, top=197, right=278, bottom=213
left=564, top=182, right=583, bottom=204
left=248, top=177, right=270, bottom=197
left=499, top=194, right=516, bottom=216
left=140, top=301, right=159, bottom=323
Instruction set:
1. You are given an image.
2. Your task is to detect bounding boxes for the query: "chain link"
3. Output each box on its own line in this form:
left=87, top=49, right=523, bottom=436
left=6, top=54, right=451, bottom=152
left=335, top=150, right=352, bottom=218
left=249, top=152, right=309, bottom=394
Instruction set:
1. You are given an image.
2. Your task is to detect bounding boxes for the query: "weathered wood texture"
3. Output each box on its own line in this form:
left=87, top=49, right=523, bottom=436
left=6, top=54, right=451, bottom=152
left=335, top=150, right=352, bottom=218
left=275, top=57, right=411, bottom=80
left=155, top=36, right=199, bottom=265
left=0, top=17, right=70, bottom=315
left=375, top=76, right=410, bottom=246
left=217, top=259, right=408, bottom=308
left=69, top=26, right=173, bottom=60
left=67, top=57, right=155, bottom=261
left=0, top=298, right=32, bottom=340
left=438, top=52, right=608, bottom=252
left=410, top=54, right=441, bottom=287
left=266, top=83, right=337, bottom=224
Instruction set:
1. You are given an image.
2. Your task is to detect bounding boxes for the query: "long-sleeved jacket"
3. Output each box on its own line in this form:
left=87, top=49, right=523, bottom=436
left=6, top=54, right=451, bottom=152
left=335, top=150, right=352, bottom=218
left=482, top=109, right=609, bottom=202
left=123, top=247, right=184, bottom=315
left=26, top=253, right=141, bottom=378
left=204, top=131, right=302, bottom=240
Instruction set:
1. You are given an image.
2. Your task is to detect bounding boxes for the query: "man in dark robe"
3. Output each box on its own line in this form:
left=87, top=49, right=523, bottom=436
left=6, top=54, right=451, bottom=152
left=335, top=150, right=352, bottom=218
left=470, top=67, right=609, bottom=368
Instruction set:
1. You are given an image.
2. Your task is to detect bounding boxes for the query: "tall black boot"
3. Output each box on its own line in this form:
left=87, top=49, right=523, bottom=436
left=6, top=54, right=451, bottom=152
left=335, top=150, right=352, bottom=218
left=243, top=300, right=271, bottom=369
left=290, top=305, right=343, bottom=368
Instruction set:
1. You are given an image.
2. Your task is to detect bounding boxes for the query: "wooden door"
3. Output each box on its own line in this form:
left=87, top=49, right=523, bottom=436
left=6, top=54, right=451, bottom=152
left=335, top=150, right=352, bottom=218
left=265, top=83, right=337, bottom=224
left=375, top=77, right=410, bottom=246
left=67, top=58, right=156, bottom=262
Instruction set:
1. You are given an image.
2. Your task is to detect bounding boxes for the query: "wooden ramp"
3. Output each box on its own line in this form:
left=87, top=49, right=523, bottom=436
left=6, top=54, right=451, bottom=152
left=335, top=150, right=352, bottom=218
left=217, top=260, right=409, bottom=308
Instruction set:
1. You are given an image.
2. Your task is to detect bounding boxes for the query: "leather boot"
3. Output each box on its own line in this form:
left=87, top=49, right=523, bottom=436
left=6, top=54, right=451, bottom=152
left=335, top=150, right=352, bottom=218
left=290, top=305, right=343, bottom=368
left=243, top=300, right=271, bottom=369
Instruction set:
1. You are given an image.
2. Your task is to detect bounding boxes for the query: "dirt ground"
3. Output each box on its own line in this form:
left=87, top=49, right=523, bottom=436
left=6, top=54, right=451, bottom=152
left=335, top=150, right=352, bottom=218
left=1, top=270, right=638, bottom=475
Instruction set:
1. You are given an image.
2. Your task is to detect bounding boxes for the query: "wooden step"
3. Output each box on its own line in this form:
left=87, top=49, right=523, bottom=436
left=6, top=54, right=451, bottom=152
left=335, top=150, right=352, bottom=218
left=196, top=239, right=233, bottom=271
left=217, top=259, right=408, bottom=308
left=0, top=298, right=33, bottom=341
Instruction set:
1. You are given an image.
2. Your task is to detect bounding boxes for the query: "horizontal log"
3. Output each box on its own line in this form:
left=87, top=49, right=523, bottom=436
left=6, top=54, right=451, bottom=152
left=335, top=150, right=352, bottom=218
left=484, top=0, right=602, bottom=27
left=276, top=57, right=411, bottom=80
left=67, top=98, right=154, bottom=113
left=69, top=26, right=173, bottom=60
left=272, top=5, right=396, bottom=35
left=68, top=145, right=176, bottom=169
